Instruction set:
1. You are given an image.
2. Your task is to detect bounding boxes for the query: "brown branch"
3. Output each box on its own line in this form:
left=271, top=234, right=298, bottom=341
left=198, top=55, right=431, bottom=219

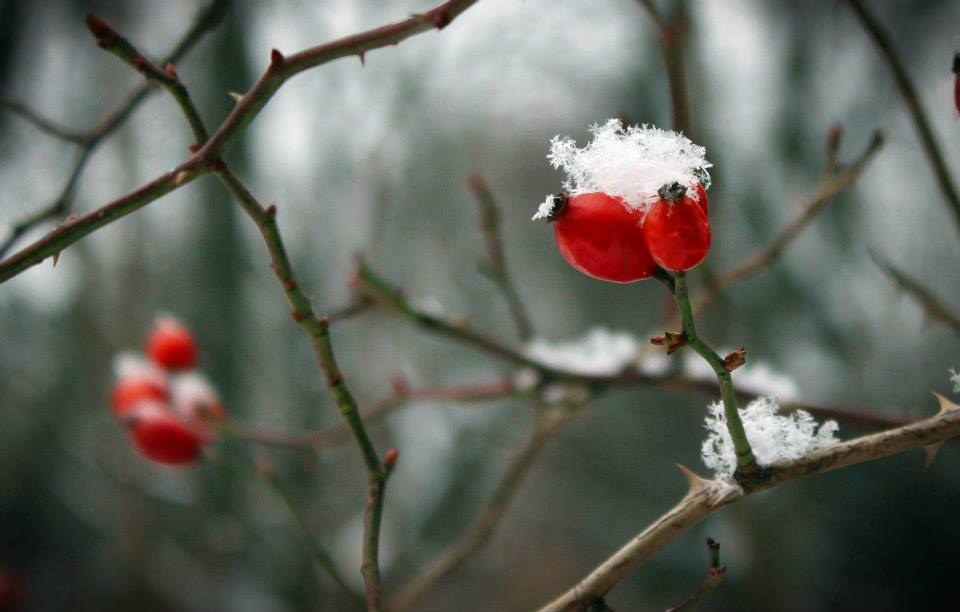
left=637, top=0, right=691, bottom=135
left=0, top=0, right=229, bottom=259
left=0, top=0, right=480, bottom=285
left=843, top=0, right=960, bottom=237
left=695, top=130, right=883, bottom=314
left=538, top=397, right=960, bottom=611
left=870, top=252, right=960, bottom=336
left=665, top=538, right=725, bottom=612
left=227, top=376, right=516, bottom=450
left=468, top=173, right=534, bottom=340
left=389, top=405, right=577, bottom=611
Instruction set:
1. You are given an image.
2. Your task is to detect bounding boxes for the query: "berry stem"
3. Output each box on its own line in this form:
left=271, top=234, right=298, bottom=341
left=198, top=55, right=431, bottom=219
left=661, top=272, right=759, bottom=479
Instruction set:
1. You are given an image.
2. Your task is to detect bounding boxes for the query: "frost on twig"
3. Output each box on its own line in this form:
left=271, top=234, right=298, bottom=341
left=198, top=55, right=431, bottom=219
left=950, top=368, right=960, bottom=394
left=544, top=119, right=711, bottom=212
left=701, top=397, right=839, bottom=480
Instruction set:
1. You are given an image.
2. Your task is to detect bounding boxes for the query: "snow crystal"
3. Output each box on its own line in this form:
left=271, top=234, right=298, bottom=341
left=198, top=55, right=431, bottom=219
left=951, top=368, right=960, bottom=394
left=545, top=119, right=711, bottom=212
left=532, top=194, right=560, bottom=221
left=525, top=328, right=639, bottom=375
left=701, top=397, right=839, bottom=480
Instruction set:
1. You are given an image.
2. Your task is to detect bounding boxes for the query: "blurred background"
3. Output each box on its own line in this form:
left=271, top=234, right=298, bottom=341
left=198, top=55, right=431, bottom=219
left=1, top=0, right=960, bottom=610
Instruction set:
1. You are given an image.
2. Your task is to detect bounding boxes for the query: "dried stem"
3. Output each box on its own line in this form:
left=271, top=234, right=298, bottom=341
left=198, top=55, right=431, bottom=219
left=664, top=272, right=759, bottom=479
left=0, top=0, right=229, bottom=258
left=389, top=405, right=576, bottom=611
left=258, top=462, right=365, bottom=607
left=843, top=0, right=960, bottom=236
left=638, top=0, right=691, bottom=135
left=468, top=174, right=533, bottom=340
left=665, top=538, right=725, bottom=612
left=539, top=397, right=960, bottom=611
left=870, top=253, right=960, bottom=336
left=0, top=0, right=480, bottom=284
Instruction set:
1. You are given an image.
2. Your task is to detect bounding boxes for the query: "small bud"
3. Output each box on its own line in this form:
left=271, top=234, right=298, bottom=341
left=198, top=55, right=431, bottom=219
left=164, top=63, right=179, bottom=80
left=270, top=48, right=285, bottom=68
left=173, top=170, right=190, bottom=186
left=651, top=331, right=686, bottom=355
left=265, top=204, right=277, bottom=217
left=85, top=14, right=115, bottom=45
left=430, top=9, right=452, bottom=29
left=228, top=91, right=244, bottom=103
left=722, top=347, right=747, bottom=371
left=383, top=447, right=399, bottom=470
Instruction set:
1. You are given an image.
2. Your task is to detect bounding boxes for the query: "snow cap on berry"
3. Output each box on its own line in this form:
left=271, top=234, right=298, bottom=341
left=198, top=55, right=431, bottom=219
left=171, top=372, right=224, bottom=422
left=113, top=352, right=168, bottom=386
left=544, top=119, right=711, bottom=212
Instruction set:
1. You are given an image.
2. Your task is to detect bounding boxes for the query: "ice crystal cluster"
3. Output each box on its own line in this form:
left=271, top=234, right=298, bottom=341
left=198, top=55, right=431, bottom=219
left=536, top=119, right=712, bottom=220
left=951, top=368, right=960, bottom=394
left=525, top=328, right=638, bottom=376
left=701, top=397, right=839, bottom=480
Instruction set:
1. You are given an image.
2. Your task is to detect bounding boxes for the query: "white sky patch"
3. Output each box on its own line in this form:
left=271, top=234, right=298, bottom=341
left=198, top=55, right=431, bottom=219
left=952, top=368, right=960, bottom=394
left=702, top=397, right=839, bottom=480
left=545, top=119, right=711, bottom=212
left=682, top=352, right=798, bottom=402
left=526, top=328, right=639, bottom=376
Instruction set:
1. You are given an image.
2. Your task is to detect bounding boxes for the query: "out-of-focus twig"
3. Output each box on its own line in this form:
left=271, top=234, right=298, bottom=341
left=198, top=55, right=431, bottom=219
left=468, top=174, right=533, bottom=340
left=694, top=130, right=884, bottom=314
left=637, top=0, right=691, bottom=136
left=227, top=376, right=516, bottom=450
left=389, top=404, right=577, bottom=612
left=870, top=252, right=960, bottom=336
left=665, top=538, right=726, bottom=612
left=0, top=0, right=230, bottom=259
left=257, top=460, right=365, bottom=608
left=538, top=395, right=960, bottom=612
left=0, top=0, right=481, bottom=284
left=843, top=0, right=960, bottom=237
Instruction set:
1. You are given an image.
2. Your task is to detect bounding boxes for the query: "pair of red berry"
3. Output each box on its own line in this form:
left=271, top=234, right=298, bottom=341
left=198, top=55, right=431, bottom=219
left=548, top=182, right=711, bottom=283
left=111, top=317, right=224, bottom=466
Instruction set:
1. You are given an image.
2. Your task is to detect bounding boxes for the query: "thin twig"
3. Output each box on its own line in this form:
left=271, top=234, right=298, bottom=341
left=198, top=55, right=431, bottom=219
left=389, top=405, right=576, bottom=611
left=227, top=376, right=516, bottom=450
left=843, top=0, right=960, bottom=236
left=638, top=0, right=691, bottom=135
left=468, top=173, right=533, bottom=340
left=0, top=0, right=481, bottom=284
left=660, top=272, right=760, bottom=481
left=665, top=538, right=725, bottom=612
left=694, top=130, right=884, bottom=315
left=538, top=396, right=960, bottom=611
left=357, top=260, right=916, bottom=431
left=0, top=0, right=230, bottom=259
left=86, top=18, right=403, bottom=610
left=257, top=460, right=365, bottom=607
left=870, top=252, right=960, bottom=336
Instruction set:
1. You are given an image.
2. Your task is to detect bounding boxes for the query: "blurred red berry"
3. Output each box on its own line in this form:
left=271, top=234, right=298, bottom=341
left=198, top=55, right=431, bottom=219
left=642, top=182, right=711, bottom=272
left=129, top=407, right=204, bottom=466
left=552, top=192, right=656, bottom=283
left=146, top=316, right=197, bottom=370
left=111, top=377, right=169, bottom=419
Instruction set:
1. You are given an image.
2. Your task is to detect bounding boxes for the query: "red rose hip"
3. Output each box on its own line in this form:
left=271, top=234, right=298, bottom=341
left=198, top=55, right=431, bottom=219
left=129, top=406, right=204, bottom=465
left=111, top=377, right=169, bottom=419
left=642, top=182, right=711, bottom=272
left=146, top=316, right=197, bottom=370
left=551, top=192, right=656, bottom=283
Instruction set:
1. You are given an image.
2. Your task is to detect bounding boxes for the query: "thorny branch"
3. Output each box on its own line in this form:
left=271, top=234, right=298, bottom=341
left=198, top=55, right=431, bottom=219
left=0, top=0, right=230, bottom=258
left=538, top=395, right=960, bottom=612
left=0, top=0, right=480, bottom=284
